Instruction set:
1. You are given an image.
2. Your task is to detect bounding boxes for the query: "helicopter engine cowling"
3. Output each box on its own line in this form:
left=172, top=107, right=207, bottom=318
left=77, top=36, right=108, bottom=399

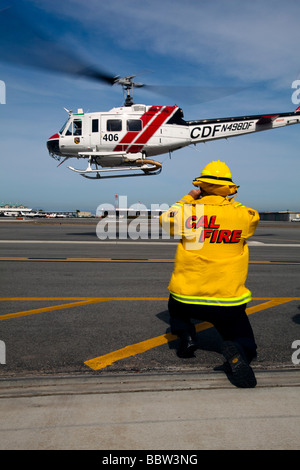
left=94, top=152, right=144, bottom=167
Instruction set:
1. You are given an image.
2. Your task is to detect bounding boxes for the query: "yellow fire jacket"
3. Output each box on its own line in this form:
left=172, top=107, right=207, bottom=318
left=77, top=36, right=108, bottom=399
left=159, top=194, right=259, bottom=307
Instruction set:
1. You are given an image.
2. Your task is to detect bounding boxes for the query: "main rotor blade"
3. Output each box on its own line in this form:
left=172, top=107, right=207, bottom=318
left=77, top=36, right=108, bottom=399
left=143, top=85, right=247, bottom=105
left=0, top=4, right=116, bottom=84
left=0, top=3, right=248, bottom=104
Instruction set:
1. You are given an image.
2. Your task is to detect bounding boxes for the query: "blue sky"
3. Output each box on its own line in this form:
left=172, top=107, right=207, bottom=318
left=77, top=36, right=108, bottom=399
left=0, top=0, right=300, bottom=212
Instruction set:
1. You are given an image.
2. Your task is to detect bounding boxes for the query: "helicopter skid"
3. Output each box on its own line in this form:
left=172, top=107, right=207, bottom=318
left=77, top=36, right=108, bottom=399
left=67, top=161, right=162, bottom=179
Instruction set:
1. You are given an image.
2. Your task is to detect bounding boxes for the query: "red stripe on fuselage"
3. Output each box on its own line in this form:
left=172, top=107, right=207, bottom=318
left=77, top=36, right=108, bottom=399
left=114, top=106, right=162, bottom=152
left=114, top=106, right=177, bottom=153
left=128, top=106, right=176, bottom=153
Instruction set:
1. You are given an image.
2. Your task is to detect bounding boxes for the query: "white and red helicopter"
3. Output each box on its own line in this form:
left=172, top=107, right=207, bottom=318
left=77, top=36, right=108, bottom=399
left=47, top=74, right=300, bottom=179
left=1, top=5, right=300, bottom=180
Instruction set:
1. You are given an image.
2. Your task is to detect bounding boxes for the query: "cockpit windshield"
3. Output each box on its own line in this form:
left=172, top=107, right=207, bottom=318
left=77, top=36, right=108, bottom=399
left=60, top=119, right=82, bottom=136
left=59, top=118, right=70, bottom=135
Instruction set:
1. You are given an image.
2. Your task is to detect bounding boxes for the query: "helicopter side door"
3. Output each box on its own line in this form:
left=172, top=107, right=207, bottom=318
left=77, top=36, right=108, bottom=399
left=88, top=115, right=101, bottom=150
left=60, top=115, right=87, bottom=155
left=100, top=115, right=124, bottom=150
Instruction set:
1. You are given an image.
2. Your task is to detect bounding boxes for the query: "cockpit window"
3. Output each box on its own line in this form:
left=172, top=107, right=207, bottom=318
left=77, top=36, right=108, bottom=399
left=63, top=119, right=82, bottom=136
left=59, top=119, right=70, bottom=134
left=65, top=122, right=73, bottom=135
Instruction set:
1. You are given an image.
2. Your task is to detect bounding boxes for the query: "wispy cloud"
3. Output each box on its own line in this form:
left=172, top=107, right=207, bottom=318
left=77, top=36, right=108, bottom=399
left=38, top=0, right=300, bottom=84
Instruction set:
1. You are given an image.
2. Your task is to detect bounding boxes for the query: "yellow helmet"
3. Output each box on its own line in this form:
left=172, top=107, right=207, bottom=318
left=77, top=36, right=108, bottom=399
left=193, top=160, right=236, bottom=187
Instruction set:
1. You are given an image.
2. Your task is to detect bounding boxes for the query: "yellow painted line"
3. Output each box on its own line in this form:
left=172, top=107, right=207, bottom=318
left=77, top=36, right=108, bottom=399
left=0, top=297, right=168, bottom=301
left=0, top=297, right=299, bottom=322
left=0, top=297, right=168, bottom=321
left=84, top=331, right=179, bottom=371
left=1, top=296, right=299, bottom=369
left=0, top=297, right=105, bottom=301
left=245, top=297, right=296, bottom=313
left=0, top=257, right=174, bottom=262
left=84, top=297, right=299, bottom=371
left=0, top=299, right=111, bottom=321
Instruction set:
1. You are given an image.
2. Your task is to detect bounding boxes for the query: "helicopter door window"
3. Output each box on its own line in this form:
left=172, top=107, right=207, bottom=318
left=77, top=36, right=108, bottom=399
left=107, top=119, right=122, bottom=132
left=73, top=120, right=82, bottom=136
left=92, top=119, right=99, bottom=132
left=127, top=119, right=142, bottom=131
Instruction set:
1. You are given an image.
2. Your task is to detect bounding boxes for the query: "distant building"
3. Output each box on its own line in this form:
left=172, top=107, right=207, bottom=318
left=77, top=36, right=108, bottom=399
left=259, top=211, right=300, bottom=222
left=0, top=203, right=32, bottom=215
left=0, top=204, right=78, bottom=218
left=77, top=211, right=92, bottom=218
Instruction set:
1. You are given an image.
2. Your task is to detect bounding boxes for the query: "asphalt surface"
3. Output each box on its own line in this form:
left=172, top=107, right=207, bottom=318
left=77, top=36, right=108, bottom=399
left=0, top=218, right=299, bottom=450
left=0, top=370, right=299, bottom=450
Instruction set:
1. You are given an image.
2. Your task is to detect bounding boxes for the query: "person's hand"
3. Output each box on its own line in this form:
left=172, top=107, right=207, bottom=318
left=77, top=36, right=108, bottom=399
left=188, top=188, right=202, bottom=199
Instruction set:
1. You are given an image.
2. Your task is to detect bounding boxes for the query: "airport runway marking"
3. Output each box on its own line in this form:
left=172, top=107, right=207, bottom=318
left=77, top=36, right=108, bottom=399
left=0, top=298, right=110, bottom=320
left=0, top=240, right=300, bottom=247
left=0, top=297, right=165, bottom=321
left=84, top=297, right=299, bottom=371
left=0, top=297, right=299, bottom=322
left=0, top=257, right=300, bottom=264
left=0, top=297, right=299, bottom=370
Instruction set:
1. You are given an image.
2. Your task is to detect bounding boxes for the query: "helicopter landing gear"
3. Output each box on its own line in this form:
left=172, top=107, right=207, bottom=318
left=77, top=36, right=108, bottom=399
left=68, top=156, right=162, bottom=179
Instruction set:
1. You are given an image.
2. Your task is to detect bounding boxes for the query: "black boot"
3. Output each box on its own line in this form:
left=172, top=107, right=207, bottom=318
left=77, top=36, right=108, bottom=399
left=221, top=341, right=257, bottom=388
left=177, top=333, right=198, bottom=358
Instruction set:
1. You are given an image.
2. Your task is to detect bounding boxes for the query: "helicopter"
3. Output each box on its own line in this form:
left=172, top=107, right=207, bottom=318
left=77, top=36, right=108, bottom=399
left=1, top=4, right=300, bottom=180
left=47, top=74, right=300, bottom=179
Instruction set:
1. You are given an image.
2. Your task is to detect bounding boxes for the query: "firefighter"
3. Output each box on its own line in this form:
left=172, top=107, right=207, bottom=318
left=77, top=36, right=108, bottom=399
left=160, top=160, right=260, bottom=388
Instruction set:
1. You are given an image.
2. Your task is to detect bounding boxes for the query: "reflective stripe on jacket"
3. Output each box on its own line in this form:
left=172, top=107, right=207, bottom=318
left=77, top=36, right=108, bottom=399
left=159, top=194, right=259, bottom=307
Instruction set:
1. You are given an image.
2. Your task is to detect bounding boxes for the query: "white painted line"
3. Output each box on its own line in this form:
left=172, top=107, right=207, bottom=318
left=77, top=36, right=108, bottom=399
left=0, top=240, right=178, bottom=245
left=0, top=240, right=299, bottom=246
left=248, top=242, right=300, bottom=247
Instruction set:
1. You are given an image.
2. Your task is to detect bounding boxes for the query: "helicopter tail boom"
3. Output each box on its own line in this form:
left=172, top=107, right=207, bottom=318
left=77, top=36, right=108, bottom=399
left=188, top=108, right=300, bottom=144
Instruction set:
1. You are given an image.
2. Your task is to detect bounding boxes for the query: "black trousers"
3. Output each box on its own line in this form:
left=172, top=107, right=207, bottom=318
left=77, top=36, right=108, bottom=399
left=168, top=294, right=257, bottom=363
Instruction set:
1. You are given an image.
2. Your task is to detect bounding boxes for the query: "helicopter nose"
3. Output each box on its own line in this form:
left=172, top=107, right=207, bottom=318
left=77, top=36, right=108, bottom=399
left=47, top=133, right=61, bottom=157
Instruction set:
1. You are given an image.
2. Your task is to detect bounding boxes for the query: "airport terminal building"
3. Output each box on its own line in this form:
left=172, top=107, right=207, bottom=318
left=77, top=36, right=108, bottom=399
left=0, top=203, right=299, bottom=222
left=259, top=211, right=300, bottom=222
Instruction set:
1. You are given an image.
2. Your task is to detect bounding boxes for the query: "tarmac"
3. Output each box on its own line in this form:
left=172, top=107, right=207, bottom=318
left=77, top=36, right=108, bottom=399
left=0, top=369, right=299, bottom=450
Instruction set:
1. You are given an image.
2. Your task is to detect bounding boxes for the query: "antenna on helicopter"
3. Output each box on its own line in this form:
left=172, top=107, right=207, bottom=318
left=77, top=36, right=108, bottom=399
left=114, top=75, right=144, bottom=106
